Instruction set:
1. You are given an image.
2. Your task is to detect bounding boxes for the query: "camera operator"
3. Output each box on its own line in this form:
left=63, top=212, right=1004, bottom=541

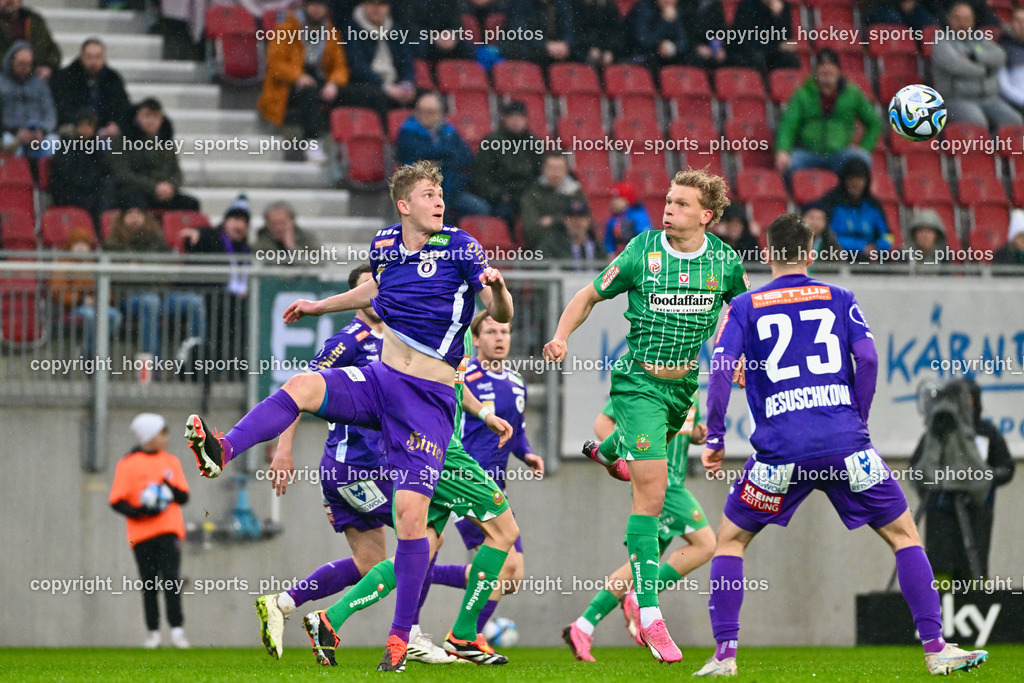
left=910, top=378, right=1015, bottom=581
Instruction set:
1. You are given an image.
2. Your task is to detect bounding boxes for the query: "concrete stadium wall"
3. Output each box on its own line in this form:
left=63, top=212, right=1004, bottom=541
left=1, top=405, right=1022, bottom=650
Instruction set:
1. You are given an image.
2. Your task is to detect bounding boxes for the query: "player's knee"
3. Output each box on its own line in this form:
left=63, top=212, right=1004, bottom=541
left=281, top=372, right=323, bottom=411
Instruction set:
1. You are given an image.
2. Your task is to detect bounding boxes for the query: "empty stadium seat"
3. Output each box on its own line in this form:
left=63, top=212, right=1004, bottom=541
left=612, top=114, right=661, bottom=144
left=449, top=109, right=492, bottom=150
left=573, top=150, right=614, bottom=195
left=995, top=124, right=1024, bottom=159
left=41, top=207, right=95, bottom=249
left=342, top=137, right=388, bottom=186
left=955, top=153, right=999, bottom=180
left=957, top=175, right=1009, bottom=206
left=867, top=24, right=919, bottom=57
left=604, top=64, right=657, bottom=99
left=448, top=90, right=491, bottom=119
left=723, top=119, right=774, bottom=170
left=736, top=168, right=788, bottom=202
left=100, top=209, right=119, bottom=240
left=627, top=149, right=670, bottom=177
left=871, top=173, right=900, bottom=204
left=549, top=62, right=602, bottom=96
left=161, top=211, right=210, bottom=252
left=558, top=115, right=605, bottom=143
left=846, top=71, right=877, bottom=103
left=414, top=59, right=436, bottom=90
left=493, top=60, right=546, bottom=95
left=623, top=166, right=667, bottom=199
left=714, top=67, right=766, bottom=101
left=678, top=152, right=725, bottom=178
left=659, top=66, right=712, bottom=101
left=902, top=174, right=954, bottom=204
left=387, top=108, right=413, bottom=145
left=769, top=68, right=808, bottom=106
left=330, top=107, right=384, bottom=142
left=814, top=6, right=855, bottom=29
left=874, top=53, right=919, bottom=82
left=791, top=169, right=839, bottom=205
left=587, top=192, right=613, bottom=230
left=0, top=274, right=43, bottom=345
left=460, top=215, right=516, bottom=252
left=36, top=156, right=51, bottom=192
left=436, top=59, right=490, bottom=93
left=561, top=92, right=604, bottom=125
left=0, top=209, right=36, bottom=250
left=967, top=208, right=1008, bottom=260
left=669, top=116, right=717, bottom=149
left=205, top=6, right=260, bottom=83
left=0, top=155, right=35, bottom=220
left=726, top=98, right=771, bottom=126
left=901, top=152, right=944, bottom=183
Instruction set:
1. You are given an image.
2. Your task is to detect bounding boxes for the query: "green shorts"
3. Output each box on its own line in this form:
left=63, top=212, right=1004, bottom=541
left=622, top=480, right=709, bottom=555
left=426, top=439, right=510, bottom=536
left=609, top=353, right=698, bottom=461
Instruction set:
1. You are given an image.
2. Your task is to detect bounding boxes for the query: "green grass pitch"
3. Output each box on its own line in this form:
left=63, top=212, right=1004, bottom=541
left=2, top=646, right=1022, bottom=681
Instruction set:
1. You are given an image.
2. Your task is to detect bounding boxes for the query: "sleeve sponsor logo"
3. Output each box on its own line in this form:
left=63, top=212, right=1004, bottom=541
left=342, top=367, right=366, bottom=382
left=739, top=480, right=783, bottom=513
left=751, top=286, right=832, bottom=308
left=600, top=264, right=620, bottom=290
left=374, top=238, right=395, bottom=248
left=648, top=292, right=716, bottom=313
left=355, top=330, right=369, bottom=341
left=465, top=370, right=483, bottom=382
left=714, top=306, right=731, bottom=344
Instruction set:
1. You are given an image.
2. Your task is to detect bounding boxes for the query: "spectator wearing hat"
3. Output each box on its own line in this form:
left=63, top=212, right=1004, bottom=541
left=472, top=100, right=545, bottom=227
left=802, top=201, right=843, bottom=264
left=775, top=48, right=880, bottom=177
left=604, top=181, right=653, bottom=255
left=257, top=0, right=348, bottom=164
left=50, top=107, right=115, bottom=231
left=820, top=157, right=894, bottom=262
left=50, top=38, right=131, bottom=136
left=0, top=0, right=60, bottom=79
left=713, top=203, right=760, bottom=262
left=905, top=207, right=948, bottom=270
left=992, top=209, right=1024, bottom=269
left=539, top=197, right=607, bottom=266
left=396, top=91, right=488, bottom=221
left=0, top=41, right=58, bottom=159
left=255, top=201, right=322, bottom=266
left=109, top=413, right=190, bottom=649
left=520, top=152, right=586, bottom=248
left=49, top=226, right=123, bottom=357
left=113, top=99, right=200, bottom=212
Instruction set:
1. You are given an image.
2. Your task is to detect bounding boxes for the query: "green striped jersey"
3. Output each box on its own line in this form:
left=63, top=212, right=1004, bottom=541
left=593, top=231, right=748, bottom=366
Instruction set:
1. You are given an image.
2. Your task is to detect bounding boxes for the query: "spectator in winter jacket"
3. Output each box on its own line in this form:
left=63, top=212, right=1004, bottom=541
left=50, top=38, right=131, bottom=137
left=540, top=197, right=607, bottom=265
left=255, top=201, right=322, bottom=266
left=992, top=209, right=1024, bottom=269
left=570, top=0, right=624, bottom=66
left=998, top=8, right=1024, bottom=117
left=503, top=0, right=575, bottom=65
left=472, top=100, right=545, bottom=226
left=687, top=0, right=730, bottom=69
left=112, top=99, right=200, bottom=211
left=931, top=2, right=1022, bottom=129
left=625, top=0, right=690, bottom=67
left=712, top=204, right=760, bottom=262
left=397, top=92, right=489, bottom=221
left=342, top=0, right=416, bottom=118
left=0, top=0, right=60, bottom=79
left=820, top=157, right=893, bottom=261
left=393, top=0, right=472, bottom=61
left=775, top=49, right=880, bottom=177
left=520, top=152, right=586, bottom=248
left=604, top=181, right=653, bottom=255
left=802, top=201, right=844, bottom=265
left=865, top=0, right=938, bottom=31
left=904, top=207, right=949, bottom=270
left=50, top=107, right=115, bottom=229
left=731, top=0, right=800, bottom=71
left=0, top=41, right=57, bottom=158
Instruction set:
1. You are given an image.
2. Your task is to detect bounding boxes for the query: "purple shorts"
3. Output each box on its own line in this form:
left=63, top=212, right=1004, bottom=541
left=455, top=512, right=523, bottom=553
left=320, top=461, right=394, bottom=533
left=318, top=362, right=457, bottom=496
left=724, top=447, right=908, bottom=534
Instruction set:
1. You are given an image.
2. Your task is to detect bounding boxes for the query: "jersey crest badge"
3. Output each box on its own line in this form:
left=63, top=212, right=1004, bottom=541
left=636, top=434, right=651, bottom=452
left=706, top=273, right=719, bottom=290
left=417, top=259, right=437, bottom=278
left=647, top=251, right=662, bottom=274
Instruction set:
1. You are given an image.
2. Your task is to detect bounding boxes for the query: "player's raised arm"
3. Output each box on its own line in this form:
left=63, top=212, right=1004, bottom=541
left=282, top=276, right=379, bottom=323
left=542, top=283, right=605, bottom=362
left=477, top=267, right=514, bottom=323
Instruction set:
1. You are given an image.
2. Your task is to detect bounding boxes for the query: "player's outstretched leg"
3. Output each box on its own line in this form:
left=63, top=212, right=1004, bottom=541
left=302, top=610, right=339, bottom=667
left=184, top=414, right=225, bottom=478
left=407, top=555, right=457, bottom=664
left=582, top=439, right=631, bottom=481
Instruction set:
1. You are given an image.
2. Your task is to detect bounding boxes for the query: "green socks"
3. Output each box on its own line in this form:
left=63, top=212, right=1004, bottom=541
left=452, top=544, right=508, bottom=640
left=597, top=430, right=620, bottom=464
left=581, top=589, right=619, bottom=627
left=324, top=559, right=396, bottom=627
left=659, top=562, right=683, bottom=587
left=626, top=514, right=660, bottom=608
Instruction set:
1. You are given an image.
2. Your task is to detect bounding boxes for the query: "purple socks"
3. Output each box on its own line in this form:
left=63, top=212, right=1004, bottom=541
left=476, top=599, right=498, bottom=633
left=410, top=553, right=437, bottom=626
left=432, top=564, right=468, bottom=589
left=390, top=537, right=430, bottom=641
left=895, top=545, right=944, bottom=647
left=287, top=557, right=363, bottom=607
left=708, top=555, right=744, bottom=658
left=222, top=389, right=301, bottom=463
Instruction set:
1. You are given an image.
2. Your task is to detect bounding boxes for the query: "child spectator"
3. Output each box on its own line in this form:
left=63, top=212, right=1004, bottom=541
left=49, top=226, right=122, bottom=357
left=603, top=181, right=653, bottom=255
left=109, top=413, right=190, bottom=649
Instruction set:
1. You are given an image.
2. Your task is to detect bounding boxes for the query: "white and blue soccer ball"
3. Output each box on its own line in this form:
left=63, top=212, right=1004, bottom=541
left=888, top=84, right=946, bottom=142
left=482, top=617, right=519, bottom=647
left=140, top=482, right=173, bottom=512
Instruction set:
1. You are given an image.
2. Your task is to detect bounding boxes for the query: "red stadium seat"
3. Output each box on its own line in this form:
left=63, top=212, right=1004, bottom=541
left=460, top=215, right=516, bottom=252
left=902, top=173, right=954, bottom=204
left=612, top=113, right=661, bottom=144
left=714, top=67, right=766, bottom=101
left=867, top=24, right=919, bottom=57
left=877, top=71, right=910, bottom=105
left=726, top=98, right=770, bottom=126
left=0, top=154, right=32, bottom=185
left=504, top=92, right=549, bottom=135
left=871, top=173, right=900, bottom=204
left=955, top=153, right=999, bottom=180
left=627, top=149, right=669, bottom=177
left=100, top=209, right=119, bottom=240
left=493, top=61, right=546, bottom=95
left=549, top=62, right=602, bottom=96
left=205, top=6, right=260, bottom=83
left=0, top=155, right=35, bottom=220
left=449, top=109, right=492, bottom=150
left=748, top=199, right=789, bottom=237
left=724, top=118, right=774, bottom=169
left=669, top=116, right=718, bottom=150
left=436, top=59, right=490, bottom=93
left=342, top=136, right=388, bottom=186
left=1, top=278, right=43, bottom=345
left=957, top=175, right=1009, bottom=206
left=572, top=149, right=614, bottom=195
left=414, top=59, right=436, bottom=91
left=604, top=64, right=657, bottom=98
left=386, top=108, right=413, bottom=145
left=36, top=155, right=51, bottom=192
left=736, top=168, right=788, bottom=202
left=41, top=207, right=95, bottom=249
left=791, top=169, right=839, bottom=205
left=642, top=198, right=664, bottom=227
left=330, top=106, right=384, bottom=142
left=943, top=122, right=990, bottom=146
left=814, top=6, right=855, bottom=29
left=587, top=192, right=613, bottom=230
left=484, top=12, right=506, bottom=36
left=558, top=115, right=605, bottom=143
left=461, top=13, right=482, bottom=42
left=995, top=124, right=1024, bottom=158
left=616, top=93, right=660, bottom=126
left=875, top=54, right=919, bottom=81
left=0, top=209, right=36, bottom=250
left=920, top=25, right=940, bottom=59
left=769, top=68, right=808, bottom=106
left=623, top=166, right=667, bottom=199
left=448, top=90, right=491, bottom=118
left=161, top=211, right=210, bottom=252
left=561, top=92, right=604, bottom=124
left=678, top=152, right=725, bottom=179
left=881, top=200, right=903, bottom=249
left=967, top=209, right=1008, bottom=260
left=659, top=66, right=712, bottom=101
left=901, top=152, right=944, bottom=182
left=846, top=71, right=877, bottom=104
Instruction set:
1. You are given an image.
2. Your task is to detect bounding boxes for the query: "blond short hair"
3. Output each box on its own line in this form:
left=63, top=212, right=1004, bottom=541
left=389, top=160, right=444, bottom=206
left=671, top=167, right=731, bottom=228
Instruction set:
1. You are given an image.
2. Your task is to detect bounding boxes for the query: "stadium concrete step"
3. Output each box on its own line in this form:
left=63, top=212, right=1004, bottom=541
left=107, top=58, right=206, bottom=84
left=180, top=159, right=334, bottom=189
left=56, top=33, right=162, bottom=61
left=182, top=188, right=350, bottom=218
left=32, top=0, right=95, bottom=10
left=127, top=83, right=221, bottom=110
left=177, top=135, right=294, bottom=162
left=164, top=108, right=260, bottom=134
left=43, top=9, right=147, bottom=35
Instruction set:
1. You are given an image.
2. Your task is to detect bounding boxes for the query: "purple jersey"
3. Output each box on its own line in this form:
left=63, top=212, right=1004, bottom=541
left=461, top=358, right=532, bottom=489
left=308, top=318, right=384, bottom=470
left=714, top=273, right=873, bottom=463
left=369, top=225, right=489, bottom=368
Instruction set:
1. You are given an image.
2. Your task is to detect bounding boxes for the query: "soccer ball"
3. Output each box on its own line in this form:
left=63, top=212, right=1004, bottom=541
left=888, top=84, right=946, bottom=142
left=140, top=482, right=173, bottom=512
left=482, top=617, right=519, bottom=647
